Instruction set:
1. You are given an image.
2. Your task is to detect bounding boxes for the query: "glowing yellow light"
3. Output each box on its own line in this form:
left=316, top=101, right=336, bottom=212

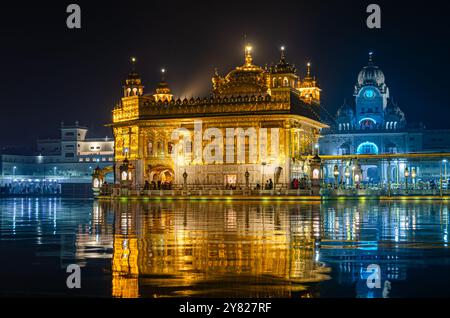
left=161, top=68, right=165, bottom=73
left=281, top=46, right=285, bottom=51
left=131, top=57, right=136, bottom=62
left=245, top=45, right=252, bottom=53
left=307, top=62, right=311, bottom=67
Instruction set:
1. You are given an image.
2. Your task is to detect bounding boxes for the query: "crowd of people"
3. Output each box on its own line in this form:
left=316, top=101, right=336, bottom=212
left=255, top=179, right=274, bottom=190
left=0, top=183, right=61, bottom=196
left=143, top=180, right=173, bottom=190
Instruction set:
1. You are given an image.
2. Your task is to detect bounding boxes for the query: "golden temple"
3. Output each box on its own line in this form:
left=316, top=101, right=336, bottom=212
left=111, top=46, right=328, bottom=189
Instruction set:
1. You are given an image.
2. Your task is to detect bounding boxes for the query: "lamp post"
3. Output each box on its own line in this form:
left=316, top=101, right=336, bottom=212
left=411, top=168, right=416, bottom=189
left=387, top=160, right=391, bottom=197
left=261, top=162, right=267, bottom=190
left=13, top=166, right=16, bottom=178
left=351, top=165, right=356, bottom=188
left=443, top=159, right=448, bottom=188
left=333, top=164, right=339, bottom=189
left=344, top=167, right=350, bottom=189
left=182, top=170, right=188, bottom=191
left=440, top=160, right=443, bottom=197
left=245, top=169, right=250, bottom=190
left=404, top=167, right=409, bottom=194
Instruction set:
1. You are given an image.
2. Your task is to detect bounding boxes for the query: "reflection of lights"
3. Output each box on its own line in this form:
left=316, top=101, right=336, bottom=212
left=315, top=251, right=320, bottom=262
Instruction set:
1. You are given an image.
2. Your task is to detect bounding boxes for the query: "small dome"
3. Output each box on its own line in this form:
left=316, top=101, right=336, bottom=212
left=337, top=101, right=354, bottom=117
left=358, top=66, right=385, bottom=86
left=384, top=99, right=406, bottom=127
left=125, top=71, right=142, bottom=86
left=270, top=48, right=296, bottom=74
left=357, top=53, right=385, bottom=86
left=155, top=81, right=171, bottom=95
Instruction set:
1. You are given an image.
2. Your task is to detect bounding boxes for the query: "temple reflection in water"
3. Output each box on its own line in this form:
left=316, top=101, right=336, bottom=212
left=104, top=201, right=329, bottom=298
left=0, top=198, right=448, bottom=297
left=85, top=200, right=450, bottom=298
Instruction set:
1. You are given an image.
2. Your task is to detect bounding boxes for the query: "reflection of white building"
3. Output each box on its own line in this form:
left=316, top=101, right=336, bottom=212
left=320, top=53, right=450, bottom=184
left=0, top=122, right=114, bottom=195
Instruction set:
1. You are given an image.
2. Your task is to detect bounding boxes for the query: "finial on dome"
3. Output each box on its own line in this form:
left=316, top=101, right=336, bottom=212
left=131, top=56, right=136, bottom=71
left=368, top=51, right=374, bottom=65
left=306, top=62, right=311, bottom=77
left=280, top=45, right=286, bottom=61
left=245, top=45, right=253, bottom=66
left=161, top=68, right=166, bottom=81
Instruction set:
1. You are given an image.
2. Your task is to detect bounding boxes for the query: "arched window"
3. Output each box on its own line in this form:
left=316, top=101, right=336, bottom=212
left=272, top=77, right=277, bottom=87
left=338, top=142, right=350, bottom=155
left=147, top=142, right=153, bottom=156
left=359, top=118, right=376, bottom=130
left=339, top=124, right=342, bottom=131
left=283, top=77, right=289, bottom=87
left=356, top=142, right=379, bottom=155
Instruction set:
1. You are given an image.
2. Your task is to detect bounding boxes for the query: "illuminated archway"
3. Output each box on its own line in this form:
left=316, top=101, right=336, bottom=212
left=356, top=142, right=379, bottom=155
left=359, top=117, right=376, bottom=129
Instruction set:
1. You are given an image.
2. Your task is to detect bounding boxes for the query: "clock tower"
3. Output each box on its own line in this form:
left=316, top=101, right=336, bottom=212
left=354, top=52, right=390, bottom=130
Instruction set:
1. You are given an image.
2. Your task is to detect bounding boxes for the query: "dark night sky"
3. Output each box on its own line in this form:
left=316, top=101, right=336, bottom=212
left=1, top=0, right=449, bottom=149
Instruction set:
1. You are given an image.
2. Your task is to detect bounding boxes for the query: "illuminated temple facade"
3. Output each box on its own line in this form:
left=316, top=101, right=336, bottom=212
left=319, top=53, right=450, bottom=184
left=111, top=47, right=328, bottom=188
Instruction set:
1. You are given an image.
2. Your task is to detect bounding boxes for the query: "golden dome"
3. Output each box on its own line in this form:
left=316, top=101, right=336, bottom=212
left=212, top=46, right=269, bottom=96
left=154, top=68, right=173, bottom=102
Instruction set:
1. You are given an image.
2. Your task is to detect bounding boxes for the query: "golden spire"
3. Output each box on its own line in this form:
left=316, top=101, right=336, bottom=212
left=154, top=67, right=173, bottom=102
left=131, top=57, right=136, bottom=71
left=244, top=45, right=253, bottom=66
left=306, top=62, right=311, bottom=78
left=280, top=46, right=286, bottom=61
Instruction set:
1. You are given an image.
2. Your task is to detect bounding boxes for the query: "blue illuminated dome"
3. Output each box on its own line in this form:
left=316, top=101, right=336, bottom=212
left=357, top=53, right=385, bottom=86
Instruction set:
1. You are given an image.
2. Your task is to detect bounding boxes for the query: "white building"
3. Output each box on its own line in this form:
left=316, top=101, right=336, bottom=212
left=0, top=122, right=114, bottom=196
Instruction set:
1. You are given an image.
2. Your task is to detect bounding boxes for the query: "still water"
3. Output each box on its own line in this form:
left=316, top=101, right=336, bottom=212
left=0, top=198, right=449, bottom=298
